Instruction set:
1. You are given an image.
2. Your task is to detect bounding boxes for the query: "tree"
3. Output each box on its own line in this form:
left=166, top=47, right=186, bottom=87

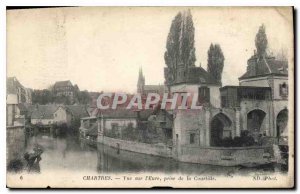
left=207, top=44, right=225, bottom=83
left=32, top=89, right=54, bottom=104
left=164, top=10, right=196, bottom=84
left=255, top=24, right=268, bottom=57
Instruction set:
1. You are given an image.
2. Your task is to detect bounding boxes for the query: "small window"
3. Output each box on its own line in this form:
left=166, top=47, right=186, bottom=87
left=190, top=133, right=195, bottom=144
left=280, top=82, right=288, bottom=97
left=198, top=87, right=210, bottom=104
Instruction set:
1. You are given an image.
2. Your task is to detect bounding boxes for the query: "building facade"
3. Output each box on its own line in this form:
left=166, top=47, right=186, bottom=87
left=53, top=80, right=76, bottom=103
left=7, top=77, right=32, bottom=104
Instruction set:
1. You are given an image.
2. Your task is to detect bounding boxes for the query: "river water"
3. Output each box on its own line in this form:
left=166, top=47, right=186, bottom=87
left=25, top=134, right=287, bottom=176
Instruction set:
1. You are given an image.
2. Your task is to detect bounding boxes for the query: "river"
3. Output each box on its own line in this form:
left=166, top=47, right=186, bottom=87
left=24, top=133, right=288, bottom=176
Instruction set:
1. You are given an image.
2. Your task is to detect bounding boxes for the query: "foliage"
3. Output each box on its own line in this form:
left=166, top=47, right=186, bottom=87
left=216, top=130, right=255, bottom=147
left=207, top=43, right=224, bottom=83
left=76, top=90, right=92, bottom=105
left=122, top=123, right=139, bottom=141
left=255, top=24, right=268, bottom=57
left=164, top=10, right=196, bottom=83
left=7, top=159, right=24, bottom=172
left=32, top=88, right=92, bottom=105
left=32, top=89, right=55, bottom=105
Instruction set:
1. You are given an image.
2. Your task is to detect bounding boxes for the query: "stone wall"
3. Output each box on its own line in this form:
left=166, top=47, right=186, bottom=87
left=178, top=145, right=271, bottom=166
left=98, top=136, right=172, bottom=158
left=7, top=125, right=26, bottom=164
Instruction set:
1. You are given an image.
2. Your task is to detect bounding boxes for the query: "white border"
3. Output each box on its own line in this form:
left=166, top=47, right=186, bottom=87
left=0, top=0, right=298, bottom=193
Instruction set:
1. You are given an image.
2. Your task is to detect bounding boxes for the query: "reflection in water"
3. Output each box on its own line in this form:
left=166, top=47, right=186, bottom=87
left=26, top=135, right=287, bottom=176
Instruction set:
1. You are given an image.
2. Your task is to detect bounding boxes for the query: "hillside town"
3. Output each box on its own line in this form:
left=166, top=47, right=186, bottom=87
left=7, top=10, right=289, bottom=174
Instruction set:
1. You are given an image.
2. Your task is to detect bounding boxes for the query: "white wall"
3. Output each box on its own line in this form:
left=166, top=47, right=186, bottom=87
left=170, top=84, right=221, bottom=108
left=31, top=118, right=54, bottom=125
left=273, top=77, right=289, bottom=100
left=104, top=118, right=137, bottom=131
left=53, top=106, right=72, bottom=125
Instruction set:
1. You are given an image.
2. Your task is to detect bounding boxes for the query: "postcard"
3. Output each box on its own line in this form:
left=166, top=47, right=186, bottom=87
left=6, top=6, right=294, bottom=188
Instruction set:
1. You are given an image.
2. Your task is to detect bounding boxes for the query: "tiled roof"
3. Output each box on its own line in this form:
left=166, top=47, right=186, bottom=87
left=92, top=108, right=137, bottom=118
left=54, top=80, right=72, bottom=88
left=31, top=105, right=60, bottom=119
left=239, top=56, right=288, bottom=80
left=167, top=66, right=220, bottom=85
left=66, top=105, right=89, bottom=119
left=7, top=77, right=24, bottom=94
left=144, top=85, right=165, bottom=92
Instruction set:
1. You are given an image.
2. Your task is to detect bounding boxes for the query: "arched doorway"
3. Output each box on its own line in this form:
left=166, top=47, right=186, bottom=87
left=210, top=113, right=232, bottom=146
left=277, top=109, right=288, bottom=137
left=247, top=109, right=266, bottom=135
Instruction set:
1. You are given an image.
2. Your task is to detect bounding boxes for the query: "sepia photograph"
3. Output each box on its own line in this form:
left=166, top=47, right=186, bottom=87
left=5, top=6, right=294, bottom=188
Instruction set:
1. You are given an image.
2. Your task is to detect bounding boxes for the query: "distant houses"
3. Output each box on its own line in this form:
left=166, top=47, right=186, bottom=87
left=30, top=105, right=89, bottom=127
left=53, top=80, right=78, bottom=104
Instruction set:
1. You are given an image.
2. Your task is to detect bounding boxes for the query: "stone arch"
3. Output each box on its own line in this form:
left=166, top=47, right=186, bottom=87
left=247, top=109, right=266, bottom=136
left=276, top=109, right=288, bottom=137
left=210, top=113, right=232, bottom=146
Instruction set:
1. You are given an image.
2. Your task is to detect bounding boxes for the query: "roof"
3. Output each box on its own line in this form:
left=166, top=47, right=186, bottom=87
left=91, top=108, right=137, bottom=119
left=220, top=85, right=271, bottom=90
left=7, top=77, right=24, bottom=94
left=138, top=109, right=153, bottom=120
left=24, top=104, right=36, bottom=116
left=31, top=105, right=60, bottom=119
left=17, top=103, right=28, bottom=112
left=53, top=80, right=73, bottom=88
left=197, top=67, right=220, bottom=84
left=66, top=105, right=89, bottom=119
left=239, top=56, right=288, bottom=80
left=144, top=85, right=165, bottom=92
left=167, top=66, right=220, bottom=86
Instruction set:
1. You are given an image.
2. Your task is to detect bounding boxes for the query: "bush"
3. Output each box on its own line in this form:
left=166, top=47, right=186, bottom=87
left=216, top=131, right=256, bottom=147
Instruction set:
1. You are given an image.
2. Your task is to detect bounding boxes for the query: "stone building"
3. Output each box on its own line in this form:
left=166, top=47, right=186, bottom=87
left=6, top=91, right=26, bottom=166
left=7, top=77, right=32, bottom=104
left=163, top=45, right=289, bottom=164
left=53, top=80, right=76, bottom=103
left=31, top=105, right=89, bottom=127
left=238, top=54, right=289, bottom=138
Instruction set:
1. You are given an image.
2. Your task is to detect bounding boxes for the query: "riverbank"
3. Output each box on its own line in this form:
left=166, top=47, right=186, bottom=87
left=93, top=135, right=275, bottom=167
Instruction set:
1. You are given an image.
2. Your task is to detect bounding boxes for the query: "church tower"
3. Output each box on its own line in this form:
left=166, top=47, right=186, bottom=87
left=137, top=68, right=145, bottom=94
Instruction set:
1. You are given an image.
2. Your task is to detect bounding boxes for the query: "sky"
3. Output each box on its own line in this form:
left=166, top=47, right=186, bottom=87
left=7, top=7, right=293, bottom=93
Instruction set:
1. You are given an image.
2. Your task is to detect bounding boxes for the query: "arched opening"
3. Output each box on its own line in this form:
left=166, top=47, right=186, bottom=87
left=247, top=109, right=266, bottom=136
left=210, top=113, right=232, bottom=146
left=277, top=109, right=288, bottom=137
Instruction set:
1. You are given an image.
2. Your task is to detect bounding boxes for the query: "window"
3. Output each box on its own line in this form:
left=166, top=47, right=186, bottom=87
left=221, top=96, right=227, bottom=107
left=198, top=87, right=210, bottom=104
left=280, top=82, right=288, bottom=98
left=190, top=133, right=195, bottom=144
